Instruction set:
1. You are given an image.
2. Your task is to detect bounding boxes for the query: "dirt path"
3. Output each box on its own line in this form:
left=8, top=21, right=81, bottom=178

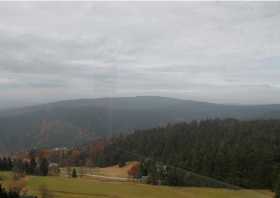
left=83, top=174, right=130, bottom=182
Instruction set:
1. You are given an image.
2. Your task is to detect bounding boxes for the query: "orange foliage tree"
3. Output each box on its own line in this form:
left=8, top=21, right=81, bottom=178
left=128, top=163, right=140, bottom=178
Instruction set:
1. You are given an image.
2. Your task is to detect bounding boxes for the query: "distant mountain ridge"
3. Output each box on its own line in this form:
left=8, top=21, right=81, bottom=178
left=1, top=96, right=280, bottom=152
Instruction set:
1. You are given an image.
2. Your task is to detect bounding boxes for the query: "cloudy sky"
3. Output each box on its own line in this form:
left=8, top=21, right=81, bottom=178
left=0, top=2, right=280, bottom=108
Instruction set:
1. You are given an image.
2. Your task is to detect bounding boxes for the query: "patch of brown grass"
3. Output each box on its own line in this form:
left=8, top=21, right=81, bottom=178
left=93, top=161, right=139, bottom=178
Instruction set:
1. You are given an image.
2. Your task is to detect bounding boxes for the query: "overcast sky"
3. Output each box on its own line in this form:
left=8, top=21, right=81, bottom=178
left=0, top=2, right=280, bottom=108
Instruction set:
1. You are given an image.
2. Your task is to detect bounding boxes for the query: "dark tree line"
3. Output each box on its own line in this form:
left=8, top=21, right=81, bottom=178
left=0, top=158, right=13, bottom=171
left=0, top=157, right=49, bottom=177
left=90, top=119, right=280, bottom=189
left=13, top=158, right=49, bottom=177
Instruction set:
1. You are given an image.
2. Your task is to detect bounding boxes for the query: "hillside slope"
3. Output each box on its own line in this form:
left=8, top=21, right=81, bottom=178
left=1, top=96, right=280, bottom=152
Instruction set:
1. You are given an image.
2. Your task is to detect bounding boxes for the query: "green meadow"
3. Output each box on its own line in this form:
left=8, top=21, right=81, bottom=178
left=0, top=171, right=273, bottom=198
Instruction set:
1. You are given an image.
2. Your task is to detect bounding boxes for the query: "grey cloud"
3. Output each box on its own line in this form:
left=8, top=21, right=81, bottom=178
left=0, top=2, right=280, bottom=106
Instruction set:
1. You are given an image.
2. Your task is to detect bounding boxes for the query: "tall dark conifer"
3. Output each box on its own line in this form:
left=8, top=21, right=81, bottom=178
left=39, top=158, right=49, bottom=176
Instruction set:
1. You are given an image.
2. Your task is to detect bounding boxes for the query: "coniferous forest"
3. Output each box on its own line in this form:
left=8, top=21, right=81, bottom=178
left=88, top=119, right=280, bottom=189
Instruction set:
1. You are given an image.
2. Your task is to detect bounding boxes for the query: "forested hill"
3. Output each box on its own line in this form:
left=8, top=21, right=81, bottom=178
left=1, top=96, right=280, bottom=152
left=95, top=119, right=280, bottom=189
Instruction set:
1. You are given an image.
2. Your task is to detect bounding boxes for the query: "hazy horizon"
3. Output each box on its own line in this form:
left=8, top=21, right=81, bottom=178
left=2, top=95, right=280, bottom=111
left=1, top=2, right=280, bottom=108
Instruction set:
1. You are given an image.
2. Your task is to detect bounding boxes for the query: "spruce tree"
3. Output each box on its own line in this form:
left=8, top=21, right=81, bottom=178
left=30, top=158, right=37, bottom=175
left=72, top=168, right=77, bottom=178
left=39, top=158, right=49, bottom=176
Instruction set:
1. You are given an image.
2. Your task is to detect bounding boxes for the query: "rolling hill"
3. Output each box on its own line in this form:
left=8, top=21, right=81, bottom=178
left=1, top=96, right=280, bottom=152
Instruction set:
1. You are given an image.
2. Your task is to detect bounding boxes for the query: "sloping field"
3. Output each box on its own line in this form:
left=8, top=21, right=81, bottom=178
left=0, top=171, right=274, bottom=198
left=27, top=176, right=273, bottom=198
left=60, top=161, right=139, bottom=178
left=91, top=161, right=139, bottom=178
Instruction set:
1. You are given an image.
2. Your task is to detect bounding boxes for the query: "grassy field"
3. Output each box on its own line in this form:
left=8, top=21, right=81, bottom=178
left=0, top=171, right=274, bottom=198
left=60, top=161, right=138, bottom=178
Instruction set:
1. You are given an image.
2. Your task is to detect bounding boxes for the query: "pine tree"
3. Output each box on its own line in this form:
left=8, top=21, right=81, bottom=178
left=72, top=168, right=77, bottom=178
left=29, top=158, right=37, bottom=175
left=7, top=158, right=13, bottom=171
left=39, top=158, right=49, bottom=176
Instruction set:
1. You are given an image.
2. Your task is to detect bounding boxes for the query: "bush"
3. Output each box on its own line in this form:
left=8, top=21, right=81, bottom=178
left=118, top=161, right=126, bottom=168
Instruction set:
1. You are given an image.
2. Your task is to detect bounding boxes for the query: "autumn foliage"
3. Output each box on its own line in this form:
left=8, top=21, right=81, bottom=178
left=128, top=162, right=140, bottom=178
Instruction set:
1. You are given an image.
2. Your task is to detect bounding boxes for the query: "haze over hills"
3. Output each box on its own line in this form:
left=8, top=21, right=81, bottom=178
left=1, top=96, right=280, bottom=152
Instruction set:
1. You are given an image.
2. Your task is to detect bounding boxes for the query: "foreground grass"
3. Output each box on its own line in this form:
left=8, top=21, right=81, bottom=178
left=0, top=171, right=274, bottom=198
left=28, top=176, right=273, bottom=198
